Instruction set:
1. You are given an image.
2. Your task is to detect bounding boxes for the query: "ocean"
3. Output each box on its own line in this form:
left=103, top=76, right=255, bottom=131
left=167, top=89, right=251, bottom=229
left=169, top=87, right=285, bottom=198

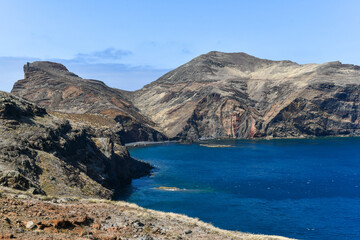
left=120, top=138, right=360, bottom=240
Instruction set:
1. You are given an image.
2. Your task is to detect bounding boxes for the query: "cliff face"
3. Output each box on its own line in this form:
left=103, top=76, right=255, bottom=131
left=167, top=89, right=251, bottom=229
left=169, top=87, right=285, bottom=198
left=11, top=61, right=166, bottom=143
left=131, top=51, right=360, bottom=141
left=0, top=91, right=152, bottom=199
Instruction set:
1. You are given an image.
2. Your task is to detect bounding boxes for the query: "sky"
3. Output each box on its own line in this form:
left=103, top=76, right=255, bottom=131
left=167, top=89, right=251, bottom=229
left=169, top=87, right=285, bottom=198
left=1, top=0, right=360, bottom=92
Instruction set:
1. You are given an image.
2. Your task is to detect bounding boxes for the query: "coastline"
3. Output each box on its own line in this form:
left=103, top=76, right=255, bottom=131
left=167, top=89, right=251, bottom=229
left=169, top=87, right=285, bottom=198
left=126, top=137, right=360, bottom=239
left=125, top=135, right=360, bottom=149
left=125, top=140, right=179, bottom=148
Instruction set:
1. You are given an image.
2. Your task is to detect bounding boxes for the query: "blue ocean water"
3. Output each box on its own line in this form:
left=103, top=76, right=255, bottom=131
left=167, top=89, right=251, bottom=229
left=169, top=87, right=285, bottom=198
left=121, top=138, right=360, bottom=240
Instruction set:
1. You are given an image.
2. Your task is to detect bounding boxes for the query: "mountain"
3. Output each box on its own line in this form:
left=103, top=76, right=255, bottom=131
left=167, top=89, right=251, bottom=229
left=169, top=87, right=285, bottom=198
left=11, top=61, right=166, bottom=143
left=131, top=51, right=360, bottom=141
left=11, top=52, right=360, bottom=142
left=0, top=91, right=152, bottom=199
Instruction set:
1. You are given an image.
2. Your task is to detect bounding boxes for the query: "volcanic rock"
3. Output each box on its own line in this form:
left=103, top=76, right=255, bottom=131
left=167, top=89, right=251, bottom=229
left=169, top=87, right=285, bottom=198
left=131, top=51, right=360, bottom=141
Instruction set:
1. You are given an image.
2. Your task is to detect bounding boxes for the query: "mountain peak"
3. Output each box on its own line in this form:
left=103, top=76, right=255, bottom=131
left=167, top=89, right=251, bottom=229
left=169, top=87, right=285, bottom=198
left=25, top=61, right=68, bottom=72
left=24, top=61, right=79, bottom=78
left=198, top=51, right=263, bottom=62
left=195, top=51, right=301, bottom=69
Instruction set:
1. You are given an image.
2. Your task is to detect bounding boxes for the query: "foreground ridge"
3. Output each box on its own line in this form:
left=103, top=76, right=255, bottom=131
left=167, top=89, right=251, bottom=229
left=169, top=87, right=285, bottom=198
left=0, top=91, right=152, bottom=199
left=0, top=187, right=295, bottom=240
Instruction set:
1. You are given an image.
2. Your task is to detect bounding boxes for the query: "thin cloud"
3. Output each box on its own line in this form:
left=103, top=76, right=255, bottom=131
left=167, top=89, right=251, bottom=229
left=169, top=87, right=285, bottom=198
left=73, top=48, right=132, bottom=63
left=181, top=48, right=192, bottom=54
left=0, top=55, right=170, bottom=92
left=67, top=63, right=170, bottom=91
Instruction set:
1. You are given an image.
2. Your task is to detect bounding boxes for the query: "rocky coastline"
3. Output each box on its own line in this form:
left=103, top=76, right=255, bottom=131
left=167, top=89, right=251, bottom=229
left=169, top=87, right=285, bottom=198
left=3, top=51, right=360, bottom=239
left=0, top=91, right=152, bottom=199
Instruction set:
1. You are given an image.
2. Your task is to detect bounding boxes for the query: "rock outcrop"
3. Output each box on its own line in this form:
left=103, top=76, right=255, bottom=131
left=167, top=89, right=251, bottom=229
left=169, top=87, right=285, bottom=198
left=11, top=61, right=166, bottom=143
left=131, top=51, right=360, bottom=141
left=0, top=91, right=152, bottom=199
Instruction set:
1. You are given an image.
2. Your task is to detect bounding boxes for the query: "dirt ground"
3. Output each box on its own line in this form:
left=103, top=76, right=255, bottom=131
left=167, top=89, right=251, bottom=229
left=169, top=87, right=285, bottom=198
left=0, top=187, right=294, bottom=240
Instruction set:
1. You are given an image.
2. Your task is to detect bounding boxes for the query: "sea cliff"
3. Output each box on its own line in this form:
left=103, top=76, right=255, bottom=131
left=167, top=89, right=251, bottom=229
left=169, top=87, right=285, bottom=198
left=0, top=91, right=152, bottom=199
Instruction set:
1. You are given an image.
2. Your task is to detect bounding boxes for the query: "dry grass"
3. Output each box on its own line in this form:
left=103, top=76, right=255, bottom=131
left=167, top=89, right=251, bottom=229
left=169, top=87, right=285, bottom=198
left=0, top=187, right=296, bottom=240
left=49, top=111, right=117, bottom=128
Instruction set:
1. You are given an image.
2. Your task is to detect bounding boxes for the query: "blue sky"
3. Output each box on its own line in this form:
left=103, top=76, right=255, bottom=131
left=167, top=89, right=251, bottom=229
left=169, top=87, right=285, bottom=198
left=1, top=0, right=360, bottom=92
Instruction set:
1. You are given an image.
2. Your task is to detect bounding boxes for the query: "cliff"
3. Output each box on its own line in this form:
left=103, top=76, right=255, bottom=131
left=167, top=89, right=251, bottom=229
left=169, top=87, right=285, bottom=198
left=131, top=51, right=360, bottom=141
left=0, top=91, right=152, bottom=199
left=11, top=61, right=166, bottom=144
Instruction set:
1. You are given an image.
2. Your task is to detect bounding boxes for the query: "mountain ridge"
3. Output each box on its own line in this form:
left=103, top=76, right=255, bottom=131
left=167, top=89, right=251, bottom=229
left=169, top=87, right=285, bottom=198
left=131, top=51, right=360, bottom=140
left=11, top=51, right=360, bottom=142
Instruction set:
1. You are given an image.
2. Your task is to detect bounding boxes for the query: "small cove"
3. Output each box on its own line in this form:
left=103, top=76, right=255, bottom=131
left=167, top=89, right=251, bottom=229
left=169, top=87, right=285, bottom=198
left=120, top=138, right=360, bottom=240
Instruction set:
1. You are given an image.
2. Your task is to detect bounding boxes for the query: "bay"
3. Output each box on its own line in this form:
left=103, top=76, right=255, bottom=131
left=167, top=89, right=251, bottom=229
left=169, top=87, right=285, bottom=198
left=120, top=138, right=360, bottom=240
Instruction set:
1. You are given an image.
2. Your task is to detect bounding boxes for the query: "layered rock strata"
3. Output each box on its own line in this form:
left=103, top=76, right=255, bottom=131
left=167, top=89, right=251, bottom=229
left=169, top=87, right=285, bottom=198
left=11, top=61, right=166, bottom=143
left=131, top=51, right=360, bottom=141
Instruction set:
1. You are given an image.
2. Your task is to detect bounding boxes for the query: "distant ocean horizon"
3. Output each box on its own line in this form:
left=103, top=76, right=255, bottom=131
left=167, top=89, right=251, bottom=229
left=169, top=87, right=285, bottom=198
left=120, top=137, right=360, bottom=240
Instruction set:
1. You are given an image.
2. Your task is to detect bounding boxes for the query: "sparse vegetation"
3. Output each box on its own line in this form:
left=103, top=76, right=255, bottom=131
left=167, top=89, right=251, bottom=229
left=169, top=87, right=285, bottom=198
left=4, top=187, right=296, bottom=240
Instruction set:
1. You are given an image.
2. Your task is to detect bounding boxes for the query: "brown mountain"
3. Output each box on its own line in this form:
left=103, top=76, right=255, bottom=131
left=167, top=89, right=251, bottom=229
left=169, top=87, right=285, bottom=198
left=11, top=61, right=166, bottom=143
left=131, top=51, right=360, bottom=141
left=11, top=52, right=360, bottom=142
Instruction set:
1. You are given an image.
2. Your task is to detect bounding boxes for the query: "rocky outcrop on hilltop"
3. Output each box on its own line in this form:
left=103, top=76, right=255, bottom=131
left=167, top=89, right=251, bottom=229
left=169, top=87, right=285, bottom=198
left=11, top=61, right=166, bottom=143
left=131, top=52, right=360, bottom=141
left=0, top=91, right=152, bottom=199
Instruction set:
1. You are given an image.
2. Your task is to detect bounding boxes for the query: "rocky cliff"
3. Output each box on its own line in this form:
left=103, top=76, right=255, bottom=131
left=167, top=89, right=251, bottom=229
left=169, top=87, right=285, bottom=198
left=11, top=61, right=166, bottom=143
left=0, top=91, right=152, bottom=199
left=131, top=51, right=360, bottom=141
left=11, top=52, right=360, bottom=142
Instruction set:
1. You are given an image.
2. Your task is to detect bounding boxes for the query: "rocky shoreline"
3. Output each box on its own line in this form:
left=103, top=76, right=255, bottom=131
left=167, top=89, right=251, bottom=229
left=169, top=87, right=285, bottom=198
left=125, top=141, right=177, bottom=148
left=0, top=91, right=153, bottom=199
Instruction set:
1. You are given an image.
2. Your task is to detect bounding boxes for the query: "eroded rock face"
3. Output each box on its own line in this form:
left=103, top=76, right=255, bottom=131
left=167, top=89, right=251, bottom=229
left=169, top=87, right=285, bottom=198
left=131, top=51, right=360, bottom=141
left=11, top=61, right=166, bottom=143
left=0, top=91, right=152, bottom=199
